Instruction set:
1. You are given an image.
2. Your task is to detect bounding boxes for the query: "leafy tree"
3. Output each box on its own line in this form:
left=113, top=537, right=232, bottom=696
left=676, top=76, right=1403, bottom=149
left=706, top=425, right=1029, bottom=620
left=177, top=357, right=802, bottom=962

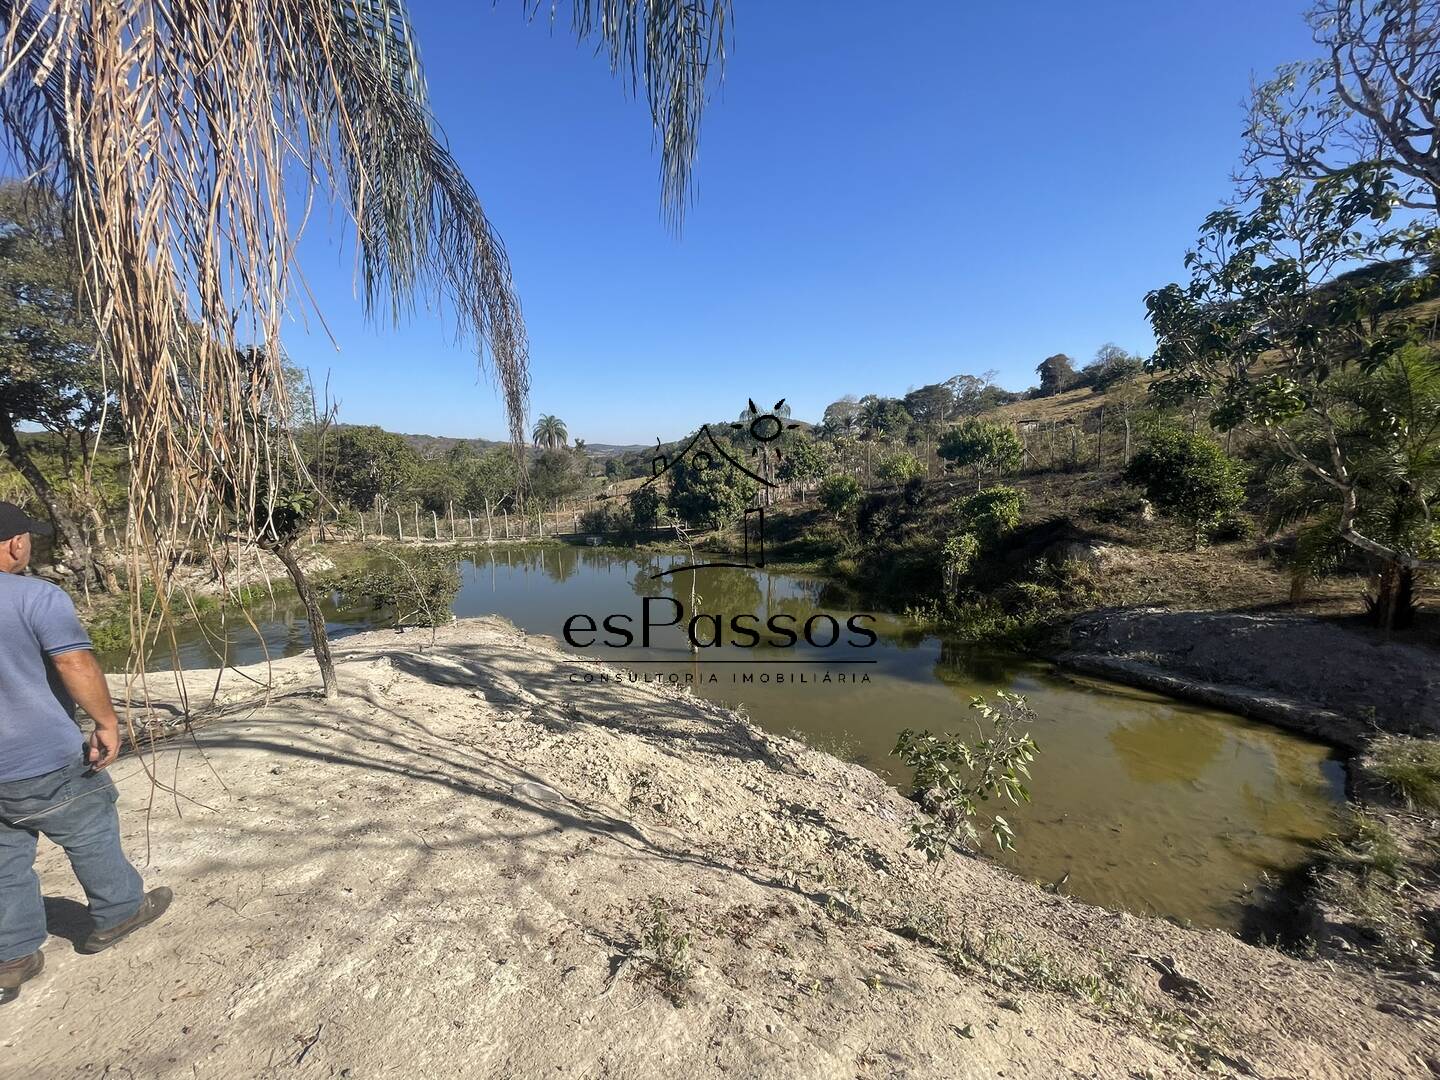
left=1035, top=353, right=1078, bottom=396
left=940, top=487, right=1026, bottom=591
left=817, top=474, right=862, bottom=519
left=528, top=448, right=584, bottom=504
left=532, top=414, right=569, bottom=450
left=902, top=383, right=955, bottom=432
left=821, top=395, right=862, bottom=436
left=461, top=449, right=521, bottom=515
left=1262, top=347, right=1440, bottom=625
left=319, top=426, right=417, bottom=513
left=579, top=500, right=637, bottom=541
left=857, top=395, right=912, bottom=440
left=938, top=419, right=1024, bottom=490
left=947, top=371, right=1019, bottom=416
left=1243, top=0, right=1440, bottom=211
left=667, top=461, right=757, bottom=529
left=1123, top=428, right=1247, bottom=550
left=0, top=183, right=113, bottom=590
left=412, top=456, right=465, bottom=514
left=957, top=486, right=1026, bottom=542
left=629, top=485, right=665, bottom=529
left=876, top=450, right=923, bottom=488
left=736, top=398, right=793, bottom=498
left=1079, top=343, right=1144, bottom=393
left=1146, top=164, right=1438, bottom=613
left=777, top=434, right=834, bottom=485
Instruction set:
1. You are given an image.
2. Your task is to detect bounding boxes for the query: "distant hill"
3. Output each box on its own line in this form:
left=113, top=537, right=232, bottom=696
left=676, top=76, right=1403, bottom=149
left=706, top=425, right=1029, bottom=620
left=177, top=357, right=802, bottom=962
left=581, top=442, right=650, bottom=458
left=333, top=425, right=646, bottom=460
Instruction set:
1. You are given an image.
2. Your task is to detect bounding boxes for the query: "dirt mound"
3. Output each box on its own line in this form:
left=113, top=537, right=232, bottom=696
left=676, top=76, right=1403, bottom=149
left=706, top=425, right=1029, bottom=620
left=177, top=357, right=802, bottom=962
left=1064, top=607, right=1440, bottom=747
left=3, top=619, right=1436, bottom=1078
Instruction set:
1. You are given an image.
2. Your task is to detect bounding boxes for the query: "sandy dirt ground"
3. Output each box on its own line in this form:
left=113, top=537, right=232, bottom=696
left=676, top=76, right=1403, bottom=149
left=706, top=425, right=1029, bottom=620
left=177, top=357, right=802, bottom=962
left=2, top=618, right=1437, bottom=1079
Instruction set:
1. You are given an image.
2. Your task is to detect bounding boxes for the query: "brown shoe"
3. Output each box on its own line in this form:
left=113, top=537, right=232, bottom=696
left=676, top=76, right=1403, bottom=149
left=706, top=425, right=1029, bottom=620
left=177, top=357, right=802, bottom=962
left=78, top=887, right=173, bottom=955
left=0, top=949, right=44, bottom=1004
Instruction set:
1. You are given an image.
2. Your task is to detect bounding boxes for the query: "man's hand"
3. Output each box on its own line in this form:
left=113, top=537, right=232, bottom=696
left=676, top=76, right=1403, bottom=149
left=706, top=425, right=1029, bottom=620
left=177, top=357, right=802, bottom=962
left=85, top=722, right=121, bottom=770
left=50, top=648, right=123, bottom=770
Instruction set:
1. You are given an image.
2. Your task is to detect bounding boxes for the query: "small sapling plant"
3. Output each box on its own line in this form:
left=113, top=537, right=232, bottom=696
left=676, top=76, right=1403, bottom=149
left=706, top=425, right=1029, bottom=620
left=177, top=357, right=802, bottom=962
left=892, top=691, right=1039, bottom=861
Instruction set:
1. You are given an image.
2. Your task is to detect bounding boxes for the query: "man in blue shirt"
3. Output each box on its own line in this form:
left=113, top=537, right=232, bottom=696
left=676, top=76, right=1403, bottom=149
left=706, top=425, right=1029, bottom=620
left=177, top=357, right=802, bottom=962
left=0, top=502, right=171, bottom=1004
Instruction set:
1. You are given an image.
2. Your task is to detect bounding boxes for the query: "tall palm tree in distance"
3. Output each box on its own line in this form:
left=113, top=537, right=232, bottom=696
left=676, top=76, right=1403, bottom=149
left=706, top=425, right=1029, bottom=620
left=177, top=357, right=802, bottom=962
left=532, top=415, right=569, bottom=450
left=0, top=0, right=730, bottom=682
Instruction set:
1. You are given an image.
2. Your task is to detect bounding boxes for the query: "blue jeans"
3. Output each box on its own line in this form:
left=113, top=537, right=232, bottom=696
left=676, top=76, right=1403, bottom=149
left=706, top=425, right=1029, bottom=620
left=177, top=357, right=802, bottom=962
left=0, top=759, right=144, bottom=961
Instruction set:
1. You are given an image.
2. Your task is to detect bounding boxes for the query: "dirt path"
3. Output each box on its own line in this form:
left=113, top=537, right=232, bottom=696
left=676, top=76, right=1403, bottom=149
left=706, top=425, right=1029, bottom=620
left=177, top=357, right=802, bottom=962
left=2, top=619, right=1436, bottom=1078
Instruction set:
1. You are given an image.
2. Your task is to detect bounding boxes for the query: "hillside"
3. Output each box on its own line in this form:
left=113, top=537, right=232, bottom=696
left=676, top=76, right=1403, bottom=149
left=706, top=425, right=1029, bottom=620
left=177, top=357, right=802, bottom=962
left=345, top=426, right=646, bottom=461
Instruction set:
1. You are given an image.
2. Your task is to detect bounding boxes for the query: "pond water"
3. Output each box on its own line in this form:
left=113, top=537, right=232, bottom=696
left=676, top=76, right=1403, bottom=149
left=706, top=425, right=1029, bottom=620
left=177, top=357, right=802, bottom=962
left=106, top=544, right=1346, bottom=933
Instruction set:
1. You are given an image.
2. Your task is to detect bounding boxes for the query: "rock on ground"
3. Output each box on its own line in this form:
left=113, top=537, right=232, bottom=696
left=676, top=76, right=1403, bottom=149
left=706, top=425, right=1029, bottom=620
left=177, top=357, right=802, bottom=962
left=3, top=618, right=1436, bottom=1079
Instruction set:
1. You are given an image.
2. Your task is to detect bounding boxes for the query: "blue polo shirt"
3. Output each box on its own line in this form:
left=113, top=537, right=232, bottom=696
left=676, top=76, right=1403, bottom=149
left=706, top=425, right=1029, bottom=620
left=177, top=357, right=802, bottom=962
left=0, top=572, right=91, bottom=782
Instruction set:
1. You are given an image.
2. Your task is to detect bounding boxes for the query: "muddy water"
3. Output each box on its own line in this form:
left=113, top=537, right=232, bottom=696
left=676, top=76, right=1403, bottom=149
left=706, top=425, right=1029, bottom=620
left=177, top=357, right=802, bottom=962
left=112, top=544, right=1345, bottom=932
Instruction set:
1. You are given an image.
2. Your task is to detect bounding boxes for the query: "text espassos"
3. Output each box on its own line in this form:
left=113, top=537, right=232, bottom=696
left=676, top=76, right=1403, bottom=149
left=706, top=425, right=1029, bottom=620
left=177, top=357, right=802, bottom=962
left=562, top=597, right=878, bottom=650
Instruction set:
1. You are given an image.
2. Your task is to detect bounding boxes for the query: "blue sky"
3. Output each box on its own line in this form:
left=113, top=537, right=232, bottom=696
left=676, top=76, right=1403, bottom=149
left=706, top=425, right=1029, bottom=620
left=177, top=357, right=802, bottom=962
left=287, top=1, right=1317, bottom=444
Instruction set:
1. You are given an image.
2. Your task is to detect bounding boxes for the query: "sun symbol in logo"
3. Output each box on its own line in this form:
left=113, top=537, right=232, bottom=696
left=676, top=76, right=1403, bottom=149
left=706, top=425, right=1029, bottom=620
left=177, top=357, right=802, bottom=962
left=731, top=398, right=801, bottom=464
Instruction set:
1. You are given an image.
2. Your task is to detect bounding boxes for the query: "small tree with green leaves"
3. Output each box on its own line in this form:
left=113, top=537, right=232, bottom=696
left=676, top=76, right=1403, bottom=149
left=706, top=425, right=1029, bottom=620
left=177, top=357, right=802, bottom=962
left=940, top=487, right=1026, bottom=596
left=776, top=434, right=833, bottom=489
left=892, top=691, right=1039, bottom=861
left=817, top=474, right=862, bottom=520
left=1147, top=163, right=1439, bottom=622
left=1123, top=428, right=1246, bottom=549
left=938, top=419, right=1024, bottom=490
left=957, top=485, right=1025, bottom=540
left=876, top=450, right=923, bottom=488
left=318, top=425, right=417, bottom=515
left=666, top=461, right=757, bottom=529
left=629, top=485, right=664, bottom=530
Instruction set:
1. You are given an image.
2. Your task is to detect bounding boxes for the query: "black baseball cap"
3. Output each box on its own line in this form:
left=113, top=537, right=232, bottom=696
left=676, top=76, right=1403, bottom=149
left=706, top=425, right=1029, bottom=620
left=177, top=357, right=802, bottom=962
left=0, top=501, right=54, bottom=541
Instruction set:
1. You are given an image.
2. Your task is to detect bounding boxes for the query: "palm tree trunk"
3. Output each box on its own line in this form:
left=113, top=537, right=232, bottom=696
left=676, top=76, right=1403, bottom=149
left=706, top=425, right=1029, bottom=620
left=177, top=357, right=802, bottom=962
left=0, top=410, right=109, bottom=592
left=1370, top=561, right=1415, bottom=632
left=272, top=540, right=337, bottom=698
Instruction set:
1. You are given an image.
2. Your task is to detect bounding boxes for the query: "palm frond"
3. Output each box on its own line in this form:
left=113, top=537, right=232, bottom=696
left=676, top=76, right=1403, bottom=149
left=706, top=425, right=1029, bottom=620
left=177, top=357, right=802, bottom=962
left=540, top=0, right=730, bottom=225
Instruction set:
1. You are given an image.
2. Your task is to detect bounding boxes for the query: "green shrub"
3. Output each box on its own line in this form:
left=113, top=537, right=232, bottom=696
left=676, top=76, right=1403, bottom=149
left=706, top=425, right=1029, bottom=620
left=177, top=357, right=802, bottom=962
left=1123, top=427, right=1246, bottom=549
left=817, top=474, right=862, bottom=519
left=893, top=691, right=1040, bottom=860
left=938, top=420, right=1024, bottom=488
left=957, top=485, right=1025, bottom=541
left=336, top=549, right=460, bottom=627
left=777, top=434, right=833, bottom=483
left=629, top=485, right=664, bottom=529
left=666, top=461, right=757, bottom=528
left=580, top=500, right=637, bottom=540
left=876, top=450, right=923, bottom=488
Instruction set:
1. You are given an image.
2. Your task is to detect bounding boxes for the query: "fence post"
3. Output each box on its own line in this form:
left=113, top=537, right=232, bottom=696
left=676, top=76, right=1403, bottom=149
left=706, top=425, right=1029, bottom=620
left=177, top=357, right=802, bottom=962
left=432, top=509, right=439, bottom=540
left=414, top=503, right=420, bottom=541
left=396, top=510, right=404, bottom=540
left=503, top=511, right=510, bottom=540
left=467, top=510, right=474, bottom=539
